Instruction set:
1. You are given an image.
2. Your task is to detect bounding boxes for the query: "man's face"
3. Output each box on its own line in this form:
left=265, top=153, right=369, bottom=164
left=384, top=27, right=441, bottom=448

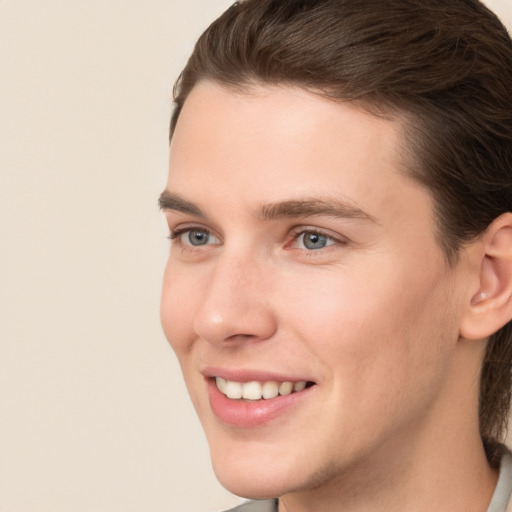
left=161, top=82, right=469, bottom=498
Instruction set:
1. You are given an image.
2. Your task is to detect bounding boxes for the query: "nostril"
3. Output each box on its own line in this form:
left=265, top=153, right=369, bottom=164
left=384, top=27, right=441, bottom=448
left=225, top=333, right=259, bottom=342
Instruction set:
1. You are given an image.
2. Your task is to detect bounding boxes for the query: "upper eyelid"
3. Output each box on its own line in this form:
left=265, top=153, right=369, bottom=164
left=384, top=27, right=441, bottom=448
left=168, top=220, right=214, bottom=233
left=288, top=226, right=348, bottom=243
left=167, top=224, right=348, bottom=246
left=169, top=225, right=222, bottom=248
left=169, top=225, right=214, bottom=238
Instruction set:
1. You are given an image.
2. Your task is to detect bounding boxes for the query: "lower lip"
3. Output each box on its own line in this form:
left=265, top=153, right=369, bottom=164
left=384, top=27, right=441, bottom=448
left=207, top=379, right=315, bottom=428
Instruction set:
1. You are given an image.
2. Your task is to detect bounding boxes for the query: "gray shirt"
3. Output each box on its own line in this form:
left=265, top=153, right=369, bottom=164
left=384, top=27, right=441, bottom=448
left=224, top=451, right=512, bottom=512
left=488, top=450, right=512, bottom=512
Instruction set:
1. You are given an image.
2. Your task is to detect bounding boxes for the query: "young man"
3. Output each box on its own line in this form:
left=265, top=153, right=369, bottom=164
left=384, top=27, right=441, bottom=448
left=159, top=1, right=512, bottom=510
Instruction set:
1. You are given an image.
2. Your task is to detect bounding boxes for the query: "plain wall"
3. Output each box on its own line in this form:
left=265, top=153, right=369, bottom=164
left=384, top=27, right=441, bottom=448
left=1, top=1, right=511, bottom=511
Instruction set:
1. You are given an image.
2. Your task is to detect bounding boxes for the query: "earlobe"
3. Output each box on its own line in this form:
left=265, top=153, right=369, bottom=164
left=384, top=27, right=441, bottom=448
left=460, top=213, right=512, bottom=341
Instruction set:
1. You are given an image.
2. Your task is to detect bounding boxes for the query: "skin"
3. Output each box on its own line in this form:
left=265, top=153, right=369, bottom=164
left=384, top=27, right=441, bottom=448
left=160, top=82, right=497, bottom=512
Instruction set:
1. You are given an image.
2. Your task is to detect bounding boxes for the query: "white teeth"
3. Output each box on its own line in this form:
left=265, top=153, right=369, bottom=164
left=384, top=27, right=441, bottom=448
left=293, top=381, right=306, bottom=392
left=262, top=381, right=279, bottom=399
left=224, top=380, right=243, bottom=399
left=215, top=377, right=309, bottom=401
left=216, top=377, right=227, bottom=394
left=242, top=381, right=262, bottom=400
left=279, top=381, right=293, bottom=396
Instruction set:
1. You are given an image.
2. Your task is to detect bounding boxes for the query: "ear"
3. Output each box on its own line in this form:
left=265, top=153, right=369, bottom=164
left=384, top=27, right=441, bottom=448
left=459, top=213, right=512, bottom=341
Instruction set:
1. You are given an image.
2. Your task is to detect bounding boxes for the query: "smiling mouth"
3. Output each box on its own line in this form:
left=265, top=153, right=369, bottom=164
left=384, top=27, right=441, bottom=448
left=215, top=377, right=315, bottom=401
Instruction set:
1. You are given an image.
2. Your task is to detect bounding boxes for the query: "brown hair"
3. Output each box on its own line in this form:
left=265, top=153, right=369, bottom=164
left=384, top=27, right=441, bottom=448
left=170, top=0, right=512, bottom=457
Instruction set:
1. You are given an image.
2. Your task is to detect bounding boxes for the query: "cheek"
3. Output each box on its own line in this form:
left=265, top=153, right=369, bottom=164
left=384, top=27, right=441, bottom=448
left=278, top=264, right=459, bottom=459
left=278, top=259, right=457, bottom=391
left=160, top=262, right=198, bottom=357
left=161, top=263, right=209, bottom=416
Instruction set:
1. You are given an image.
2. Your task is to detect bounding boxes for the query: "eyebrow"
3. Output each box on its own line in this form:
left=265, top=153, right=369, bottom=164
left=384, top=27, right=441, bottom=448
left=158, top=191, right=206, bottom=218
left=158, top=191, right=376, bottom=223
left=258, top=198, right=376, bottom=222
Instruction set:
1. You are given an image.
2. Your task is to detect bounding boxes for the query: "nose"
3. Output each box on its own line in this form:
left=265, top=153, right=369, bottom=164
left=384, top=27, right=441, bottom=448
left=193, top=252, right=277, bottom=346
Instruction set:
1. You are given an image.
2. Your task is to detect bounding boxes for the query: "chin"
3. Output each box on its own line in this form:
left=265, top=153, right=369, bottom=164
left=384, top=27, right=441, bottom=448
left=215, top=471, right=283, bottom=500
left=209, top=442, right=316, bottom=500
left=214, top=466, right=290, bottom=500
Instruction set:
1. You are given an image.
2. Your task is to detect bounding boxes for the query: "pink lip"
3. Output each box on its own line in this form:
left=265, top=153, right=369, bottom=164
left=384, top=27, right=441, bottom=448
left=202, top=366, right=311, bottom=383
left=206, top=377, right=316, bottom=428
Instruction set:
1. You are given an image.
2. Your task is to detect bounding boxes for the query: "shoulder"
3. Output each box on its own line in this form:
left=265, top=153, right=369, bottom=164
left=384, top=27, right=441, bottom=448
left=222, top=499, right=277, bottom=512
left=505, top=450, right=512, bottom=512
left=492, top=448, right=512, bottom=512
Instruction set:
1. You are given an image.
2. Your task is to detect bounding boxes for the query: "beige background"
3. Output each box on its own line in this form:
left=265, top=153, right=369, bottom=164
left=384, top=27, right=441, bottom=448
left=0, top=1, right=511, bottom=511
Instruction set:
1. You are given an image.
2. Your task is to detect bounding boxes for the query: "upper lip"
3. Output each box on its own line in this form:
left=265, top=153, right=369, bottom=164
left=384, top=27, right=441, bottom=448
left=201, top=366, right=314, bottom=383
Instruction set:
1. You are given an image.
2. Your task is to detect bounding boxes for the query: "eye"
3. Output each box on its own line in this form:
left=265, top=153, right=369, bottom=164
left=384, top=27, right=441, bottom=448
left=170, top=228, right=220, bottom=247
left=292, top=230, right=338, bottom=250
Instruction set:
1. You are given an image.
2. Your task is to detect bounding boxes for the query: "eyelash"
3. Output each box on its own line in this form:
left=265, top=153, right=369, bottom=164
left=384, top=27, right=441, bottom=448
left=287, top=227, right=344, bottom=251
left=168, top=227, right=218, bottom=250
left=168, top=227, right=210, bottom=241
left=168, top=226, right=346, bottom=252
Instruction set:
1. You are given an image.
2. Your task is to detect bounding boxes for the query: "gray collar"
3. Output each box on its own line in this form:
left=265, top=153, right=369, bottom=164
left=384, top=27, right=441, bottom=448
left=487, top=450, right=512, bottom=512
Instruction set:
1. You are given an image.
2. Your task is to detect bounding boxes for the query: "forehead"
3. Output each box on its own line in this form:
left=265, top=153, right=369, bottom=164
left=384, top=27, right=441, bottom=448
left=171, top=82, right=401, bottom=159
left=167, top=81, right=433, bottom=233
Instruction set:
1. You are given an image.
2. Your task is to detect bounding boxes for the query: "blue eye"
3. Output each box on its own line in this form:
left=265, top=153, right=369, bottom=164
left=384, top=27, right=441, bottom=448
left=296, top=231, right=336, bottom=250
left=186, top=229, right=211, bottom=246
left=170, top=228, right=221, bottom=247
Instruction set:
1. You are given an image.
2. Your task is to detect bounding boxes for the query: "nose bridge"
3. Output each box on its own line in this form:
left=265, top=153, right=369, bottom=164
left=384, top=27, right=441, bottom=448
left=219, top=247, right=262, bottom=293
left=193, top=246, right=276, bottom=344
